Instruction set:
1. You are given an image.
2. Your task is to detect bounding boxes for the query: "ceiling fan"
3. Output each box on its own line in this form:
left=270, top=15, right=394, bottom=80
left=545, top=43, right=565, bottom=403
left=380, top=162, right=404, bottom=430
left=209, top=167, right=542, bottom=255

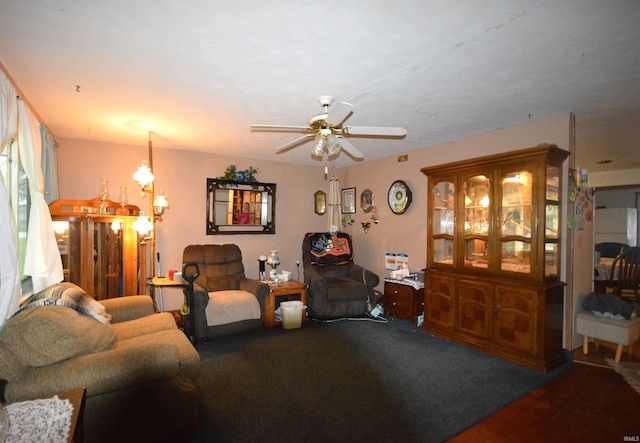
left=250, top=96, right=407, bottom=160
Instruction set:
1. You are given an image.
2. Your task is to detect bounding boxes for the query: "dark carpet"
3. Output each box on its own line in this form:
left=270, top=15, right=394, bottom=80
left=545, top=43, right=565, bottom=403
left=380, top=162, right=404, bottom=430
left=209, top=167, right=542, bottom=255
left=187, top=317, right=571, bottom=443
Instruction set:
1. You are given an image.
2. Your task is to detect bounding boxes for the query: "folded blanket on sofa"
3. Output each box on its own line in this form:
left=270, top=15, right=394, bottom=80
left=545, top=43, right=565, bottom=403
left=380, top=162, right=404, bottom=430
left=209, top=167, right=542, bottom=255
left=14, top=282, right=111, bottom=324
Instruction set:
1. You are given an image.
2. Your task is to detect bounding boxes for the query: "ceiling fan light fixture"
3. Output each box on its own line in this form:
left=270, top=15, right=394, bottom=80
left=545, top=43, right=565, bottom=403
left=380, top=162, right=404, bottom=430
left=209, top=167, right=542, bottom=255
left=313, top=134, right=325, bottom=156
left=326, top=135, right=341, bottom=155
left=253, top=96, right=407, bottom=162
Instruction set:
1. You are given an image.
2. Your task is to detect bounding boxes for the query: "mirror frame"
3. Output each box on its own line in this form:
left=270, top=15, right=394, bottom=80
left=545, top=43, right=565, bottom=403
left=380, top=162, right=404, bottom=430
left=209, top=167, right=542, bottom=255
left=206, top=178, right=276, bottom=235
left=314, top=190, right=326, bottom=215
left=360, top=189, right=374, bottom=213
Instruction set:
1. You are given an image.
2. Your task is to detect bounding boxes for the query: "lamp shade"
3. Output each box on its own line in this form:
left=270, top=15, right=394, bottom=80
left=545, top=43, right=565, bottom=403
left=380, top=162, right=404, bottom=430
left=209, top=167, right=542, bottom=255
left=132, top=212, right=154, bottom=235
left=326, top=135, right=341, bottom=155
left=133, top=160, right=154, bottom=188
left=312, top=135, right=325, bottom=156
left=153, top=191, right=170, bottom=209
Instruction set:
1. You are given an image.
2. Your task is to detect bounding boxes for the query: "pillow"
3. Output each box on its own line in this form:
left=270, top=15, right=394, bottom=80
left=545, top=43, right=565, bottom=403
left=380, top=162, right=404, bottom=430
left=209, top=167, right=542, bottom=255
left=0, top=306, right=116, bottom=367
left=15, top=282, right=112, bottom=324
left=307, top=232, right=353, bottom=266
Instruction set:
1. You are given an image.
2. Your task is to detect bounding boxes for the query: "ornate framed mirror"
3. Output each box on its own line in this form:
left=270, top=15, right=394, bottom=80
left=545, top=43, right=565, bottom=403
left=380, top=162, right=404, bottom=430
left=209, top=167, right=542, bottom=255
left=206, top=178, right=276, bottom=234
left=360, top=189, right=374, bottom=213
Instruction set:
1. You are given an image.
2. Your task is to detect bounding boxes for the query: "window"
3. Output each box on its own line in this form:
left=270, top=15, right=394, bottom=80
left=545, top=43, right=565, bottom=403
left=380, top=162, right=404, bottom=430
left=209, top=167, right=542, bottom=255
left=0, top=140, right=31, bottom=282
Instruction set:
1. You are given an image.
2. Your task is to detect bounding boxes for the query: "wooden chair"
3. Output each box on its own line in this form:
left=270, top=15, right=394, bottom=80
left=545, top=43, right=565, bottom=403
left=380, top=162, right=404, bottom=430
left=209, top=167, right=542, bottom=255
left=608, top=247, right=640, bottom=303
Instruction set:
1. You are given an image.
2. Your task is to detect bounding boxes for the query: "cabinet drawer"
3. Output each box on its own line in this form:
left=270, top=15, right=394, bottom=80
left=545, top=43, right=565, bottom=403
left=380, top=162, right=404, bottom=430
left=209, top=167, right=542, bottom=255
left=386, top=296, right=413, bottom=318
left=384, top=282, right=414, bottom=300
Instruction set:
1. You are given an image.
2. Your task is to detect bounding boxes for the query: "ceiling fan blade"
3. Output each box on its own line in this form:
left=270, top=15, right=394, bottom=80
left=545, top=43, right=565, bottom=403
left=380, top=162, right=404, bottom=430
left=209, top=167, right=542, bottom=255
left=343, top=125, right=407, bottom=137
left=251, top=124, right=312, bottom=132
left=337, top=136, right=364, bottom=160
left=325, top=102, right=353, bottom=126
left=275, top=134, right=315, bottom=153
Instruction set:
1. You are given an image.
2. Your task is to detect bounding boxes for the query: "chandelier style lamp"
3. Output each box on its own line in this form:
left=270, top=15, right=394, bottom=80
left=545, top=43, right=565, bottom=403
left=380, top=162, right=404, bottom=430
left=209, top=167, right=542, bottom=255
left=132, top=132, right=170, bottom=282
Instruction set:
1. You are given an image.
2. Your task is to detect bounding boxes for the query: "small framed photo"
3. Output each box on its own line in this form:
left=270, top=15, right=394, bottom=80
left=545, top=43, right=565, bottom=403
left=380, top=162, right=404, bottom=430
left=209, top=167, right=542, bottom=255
left=341, top=187, right=356, bottom=214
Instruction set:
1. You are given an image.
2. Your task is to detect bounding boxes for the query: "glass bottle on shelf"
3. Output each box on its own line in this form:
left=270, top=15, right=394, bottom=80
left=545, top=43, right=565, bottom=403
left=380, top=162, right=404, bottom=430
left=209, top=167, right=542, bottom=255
left=499, top=170, right=533, bottom=274
left=119, top=186, right=128, bottom=208
left=98, top=178, right=109, bottom=215
left=463, top=174, right=490, bottom=269
left=116, top=185, right=128, bottom=215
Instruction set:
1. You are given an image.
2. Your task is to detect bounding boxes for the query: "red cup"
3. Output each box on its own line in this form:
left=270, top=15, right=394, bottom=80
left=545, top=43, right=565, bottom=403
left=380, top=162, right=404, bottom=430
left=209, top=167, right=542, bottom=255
left=168, top=269, right=177, bottom=280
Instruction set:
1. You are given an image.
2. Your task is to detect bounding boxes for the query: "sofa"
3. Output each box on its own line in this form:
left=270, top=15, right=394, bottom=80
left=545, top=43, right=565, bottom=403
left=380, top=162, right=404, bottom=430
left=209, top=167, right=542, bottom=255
left=0, top=283, right=201, bottom=443
left=183, top=244, right=270, bottom=339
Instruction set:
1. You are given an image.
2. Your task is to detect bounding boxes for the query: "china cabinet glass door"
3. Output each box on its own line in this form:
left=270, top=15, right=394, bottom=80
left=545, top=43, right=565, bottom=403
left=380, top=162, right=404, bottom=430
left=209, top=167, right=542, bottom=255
left=463, top=174, right=490, bottom=269
left=544, top=165, right=561, bottom=278
left=432, top=180, right=455, bottom=265
left=498, top=168, right=533, bottom=274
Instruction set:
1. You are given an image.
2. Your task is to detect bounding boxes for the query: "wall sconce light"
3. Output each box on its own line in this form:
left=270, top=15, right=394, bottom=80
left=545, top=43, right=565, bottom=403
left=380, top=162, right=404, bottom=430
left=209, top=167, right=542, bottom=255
left=342, top=214, right=354, bottom=227
left=370, top=205, right=378, bottom=224
left=111, top=220, right=121, bottom=232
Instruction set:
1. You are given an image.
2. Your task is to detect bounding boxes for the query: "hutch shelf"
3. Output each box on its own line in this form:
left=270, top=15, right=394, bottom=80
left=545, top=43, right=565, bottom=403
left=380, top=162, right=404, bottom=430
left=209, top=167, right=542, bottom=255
left=420, top=144, right=570, bottom=372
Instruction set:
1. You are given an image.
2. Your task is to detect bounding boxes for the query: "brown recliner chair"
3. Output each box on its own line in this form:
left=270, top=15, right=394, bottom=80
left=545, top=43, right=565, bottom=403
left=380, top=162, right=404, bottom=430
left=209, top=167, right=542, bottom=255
left=302, top=232, right=379, bottom=319
left=182, top=244, right=270, bottom=339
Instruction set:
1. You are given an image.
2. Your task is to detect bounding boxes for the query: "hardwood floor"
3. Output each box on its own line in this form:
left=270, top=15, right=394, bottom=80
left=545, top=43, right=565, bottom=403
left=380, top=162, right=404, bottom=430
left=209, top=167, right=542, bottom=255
left=450, top=344, right=640, bottom=442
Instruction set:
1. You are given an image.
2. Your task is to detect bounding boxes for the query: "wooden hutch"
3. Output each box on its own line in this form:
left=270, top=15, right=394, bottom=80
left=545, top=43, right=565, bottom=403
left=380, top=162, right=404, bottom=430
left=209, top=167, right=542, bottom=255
left=49, top=198, right=144, bottom=299
left=420, top=144, right=570, bottom=372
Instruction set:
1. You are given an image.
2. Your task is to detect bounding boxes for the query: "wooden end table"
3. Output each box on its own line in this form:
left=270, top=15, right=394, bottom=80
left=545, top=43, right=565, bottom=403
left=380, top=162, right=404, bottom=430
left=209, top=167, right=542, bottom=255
left=264, top=280, right=307, bottom=328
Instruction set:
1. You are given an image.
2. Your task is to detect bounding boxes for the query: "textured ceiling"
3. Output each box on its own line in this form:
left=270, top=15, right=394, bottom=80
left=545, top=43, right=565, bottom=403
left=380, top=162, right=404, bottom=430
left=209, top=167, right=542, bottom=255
left=1, top=1, right=639, bottom=172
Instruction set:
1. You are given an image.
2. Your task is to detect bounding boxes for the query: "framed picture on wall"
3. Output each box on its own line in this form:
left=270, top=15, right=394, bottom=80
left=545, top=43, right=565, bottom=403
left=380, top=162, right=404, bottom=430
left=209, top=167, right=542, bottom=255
left=341, top=187, right=356, bottom=214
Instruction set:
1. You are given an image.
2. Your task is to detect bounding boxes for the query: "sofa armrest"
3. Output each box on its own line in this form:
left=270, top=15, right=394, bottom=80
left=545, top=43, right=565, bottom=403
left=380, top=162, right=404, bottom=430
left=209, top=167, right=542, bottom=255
left=99, top=295, right=155, bottom=323
left=304, top=266, right=328, bottom=297
left=349, top=265, right=380, bottom=290
left=5, top=343, right=182, bottom=402
left=188, top=283, right=210, bottom=339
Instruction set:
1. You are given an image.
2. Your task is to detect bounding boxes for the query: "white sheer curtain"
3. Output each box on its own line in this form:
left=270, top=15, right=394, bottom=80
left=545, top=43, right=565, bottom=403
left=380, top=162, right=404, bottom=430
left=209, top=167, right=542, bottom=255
left=0, top=71, right=20, bottom=327
left=326, top=167, right=341, bottom=233
left=17, top=100, right=63, bottom=294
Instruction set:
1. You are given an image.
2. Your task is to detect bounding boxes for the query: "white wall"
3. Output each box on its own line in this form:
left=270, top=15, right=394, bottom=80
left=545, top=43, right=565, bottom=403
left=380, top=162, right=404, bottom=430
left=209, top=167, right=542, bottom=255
left=589, top=169, right=640, bottom=188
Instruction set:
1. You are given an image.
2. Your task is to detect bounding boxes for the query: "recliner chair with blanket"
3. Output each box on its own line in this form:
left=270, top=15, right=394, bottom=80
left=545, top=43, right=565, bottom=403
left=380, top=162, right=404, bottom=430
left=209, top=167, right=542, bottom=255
left=302, top=232, right=379, bottom=319
left=182, top=244, right=270, bottom=339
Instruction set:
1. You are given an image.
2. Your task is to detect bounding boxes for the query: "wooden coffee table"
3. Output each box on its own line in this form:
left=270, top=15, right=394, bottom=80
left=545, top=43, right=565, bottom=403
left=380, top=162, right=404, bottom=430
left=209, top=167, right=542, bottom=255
left=264, top=280, right=307, bottom=328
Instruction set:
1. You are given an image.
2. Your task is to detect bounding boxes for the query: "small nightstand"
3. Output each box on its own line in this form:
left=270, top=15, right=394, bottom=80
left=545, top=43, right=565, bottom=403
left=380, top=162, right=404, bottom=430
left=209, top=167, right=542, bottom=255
left=384, top=278, right=424, bottom=325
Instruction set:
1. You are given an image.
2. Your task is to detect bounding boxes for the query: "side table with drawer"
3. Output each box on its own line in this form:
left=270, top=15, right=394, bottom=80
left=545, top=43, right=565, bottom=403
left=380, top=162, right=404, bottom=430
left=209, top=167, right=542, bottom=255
left=384, top=278, right=424, bottom=325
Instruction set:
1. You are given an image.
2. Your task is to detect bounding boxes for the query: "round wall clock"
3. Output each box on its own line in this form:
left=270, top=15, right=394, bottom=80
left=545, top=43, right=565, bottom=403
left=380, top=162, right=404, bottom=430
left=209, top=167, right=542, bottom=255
left=388, top=180, right=412, bottom=214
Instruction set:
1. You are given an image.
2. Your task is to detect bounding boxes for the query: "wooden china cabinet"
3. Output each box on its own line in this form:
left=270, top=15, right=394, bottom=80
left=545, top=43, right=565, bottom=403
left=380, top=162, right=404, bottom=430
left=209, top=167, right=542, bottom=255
left=49, top=198, right=142, bottom=299
left=420, top=144, right=570, bottom=372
